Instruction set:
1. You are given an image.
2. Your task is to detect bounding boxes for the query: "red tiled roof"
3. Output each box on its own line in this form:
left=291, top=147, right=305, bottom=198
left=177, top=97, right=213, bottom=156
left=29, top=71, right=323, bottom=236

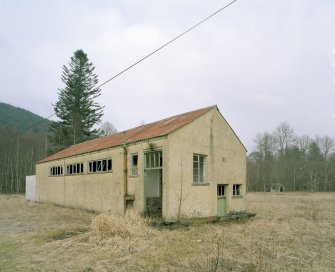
left=38, top=105, right=216, bottom=163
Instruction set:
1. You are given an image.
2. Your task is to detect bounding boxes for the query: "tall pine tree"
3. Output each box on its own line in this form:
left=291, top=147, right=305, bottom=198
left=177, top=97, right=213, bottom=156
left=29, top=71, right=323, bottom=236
left=49, top=49, right=104, bottom=152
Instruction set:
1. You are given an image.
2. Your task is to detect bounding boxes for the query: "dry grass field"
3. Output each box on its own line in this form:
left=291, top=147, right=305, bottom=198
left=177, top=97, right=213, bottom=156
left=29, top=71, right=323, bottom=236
left=0, top=193, right=334, bottom=271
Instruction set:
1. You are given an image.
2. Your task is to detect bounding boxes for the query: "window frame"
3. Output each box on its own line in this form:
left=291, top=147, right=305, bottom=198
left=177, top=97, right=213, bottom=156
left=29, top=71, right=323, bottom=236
left=144, top=151, right=162, bottom=169
left=193, top=154, right=206, bottom=184
left=130, top=153, right=139, bottom=176
left=233, top=184, right=242, bottom=197
left=88, top=158, right=112, bottom=173
left=49, top=166, right=63, bottom=177
left=66, top=163, right=84, bottom=175
left=217, top=184, right=226, bottom=197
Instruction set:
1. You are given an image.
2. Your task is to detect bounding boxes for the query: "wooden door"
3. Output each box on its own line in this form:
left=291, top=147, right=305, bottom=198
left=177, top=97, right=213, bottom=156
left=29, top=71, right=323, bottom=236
left=217, top=184, right=227, bottom=217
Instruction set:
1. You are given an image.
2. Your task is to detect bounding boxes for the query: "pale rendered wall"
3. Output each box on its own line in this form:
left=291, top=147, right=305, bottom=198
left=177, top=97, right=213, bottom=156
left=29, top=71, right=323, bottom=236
left=125, top=138, right=167, bottom=214
left=36, top=137, right=168, bottom=214
left=36, top=148, right=124, bottom=213
left=35, top=108, right=246, bottom=219
left=165, top=108, right=246, bottom=219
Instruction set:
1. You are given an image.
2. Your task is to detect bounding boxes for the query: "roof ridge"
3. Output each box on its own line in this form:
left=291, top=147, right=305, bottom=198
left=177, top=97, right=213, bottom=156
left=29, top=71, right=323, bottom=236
left=38, top=105, right=217, bottom=163
left=119, top=105, right=217, bottom=134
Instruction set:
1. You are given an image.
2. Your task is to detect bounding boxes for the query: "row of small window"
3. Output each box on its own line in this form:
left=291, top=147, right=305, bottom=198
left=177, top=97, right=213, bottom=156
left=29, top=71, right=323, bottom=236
left=49, top=159, right=112, bottom=176
left=50, top=152, right=202, bottom=179
left=49, top=153, right=142, bottom=177
left=217, top=184, right=242, bottom=197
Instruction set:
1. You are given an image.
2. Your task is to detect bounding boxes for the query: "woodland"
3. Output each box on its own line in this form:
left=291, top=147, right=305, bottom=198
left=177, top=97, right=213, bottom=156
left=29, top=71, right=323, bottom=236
left=0, top=49, right=105, bottom=194
left=1, top=102, right=335, bottom=193
left=0, top=102, right=49, bottom=193
left=247, top=122, right=335, bottom=192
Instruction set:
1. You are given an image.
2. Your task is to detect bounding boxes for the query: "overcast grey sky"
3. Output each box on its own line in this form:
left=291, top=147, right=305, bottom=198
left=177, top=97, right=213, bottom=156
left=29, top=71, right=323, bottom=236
left=0, top=0, right=334, bottom=151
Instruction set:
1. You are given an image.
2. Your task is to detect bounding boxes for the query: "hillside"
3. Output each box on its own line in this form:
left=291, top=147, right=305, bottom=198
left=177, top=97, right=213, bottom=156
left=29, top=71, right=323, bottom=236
left=0, top=102, right=51, bottom=134
left=0, top=102, right=51, bottom=193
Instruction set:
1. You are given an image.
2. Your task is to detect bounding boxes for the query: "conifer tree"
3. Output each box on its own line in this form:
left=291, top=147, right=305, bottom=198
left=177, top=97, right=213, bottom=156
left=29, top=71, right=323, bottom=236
left=50, top=49, right=104, bottom=152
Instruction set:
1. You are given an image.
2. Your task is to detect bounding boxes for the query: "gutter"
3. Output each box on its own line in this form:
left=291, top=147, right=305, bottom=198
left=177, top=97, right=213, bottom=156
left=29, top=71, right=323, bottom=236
left=122, top=132, right=135, bottom=212
left=122, top=143, right=128, bottom=212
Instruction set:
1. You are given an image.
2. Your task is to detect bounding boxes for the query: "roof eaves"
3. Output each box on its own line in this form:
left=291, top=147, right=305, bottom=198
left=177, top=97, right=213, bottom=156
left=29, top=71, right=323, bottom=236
left=166, top=105, right=217, bottom=137
left=126, top=134, right=168, bottom=146
left=37, top=134, right=169, bottom=164
left=37, top=105, right=217, bottom=164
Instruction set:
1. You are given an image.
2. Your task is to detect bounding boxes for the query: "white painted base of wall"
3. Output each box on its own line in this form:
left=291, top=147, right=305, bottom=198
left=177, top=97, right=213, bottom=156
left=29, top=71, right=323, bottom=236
left=26, top=175, right=36, bottom=201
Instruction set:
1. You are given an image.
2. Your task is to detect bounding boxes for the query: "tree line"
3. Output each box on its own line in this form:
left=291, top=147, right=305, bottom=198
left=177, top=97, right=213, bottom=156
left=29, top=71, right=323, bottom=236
left=0, top=126, right=47, bottom=193
left=247, top=122, right=335, bottom=192
left=0, top=102, right=50, bottom=193
left=2, top=48, right=333, bottom=194
left=0, top=120, right=115, bottom=194
left=0, top=49, right=113, bottom=193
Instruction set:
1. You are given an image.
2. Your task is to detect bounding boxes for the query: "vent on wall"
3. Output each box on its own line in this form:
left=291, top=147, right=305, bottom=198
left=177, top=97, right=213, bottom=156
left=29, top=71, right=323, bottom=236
left=149, top=143, right=156, bottom=150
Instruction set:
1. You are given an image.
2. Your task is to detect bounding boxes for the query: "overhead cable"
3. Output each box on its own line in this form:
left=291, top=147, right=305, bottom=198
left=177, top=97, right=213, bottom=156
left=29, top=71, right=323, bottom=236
left=23, top=0, right=238, bottom=132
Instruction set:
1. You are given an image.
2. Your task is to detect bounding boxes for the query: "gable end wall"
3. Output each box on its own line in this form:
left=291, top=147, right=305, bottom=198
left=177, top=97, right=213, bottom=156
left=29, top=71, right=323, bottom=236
left=165, top=107, right=246, bottom=219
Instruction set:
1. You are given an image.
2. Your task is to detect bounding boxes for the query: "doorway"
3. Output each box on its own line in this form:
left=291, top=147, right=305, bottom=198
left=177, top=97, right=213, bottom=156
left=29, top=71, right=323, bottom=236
left=144, top=151, right=163, bottom=217
left=217, top=184, right=227, bottom=217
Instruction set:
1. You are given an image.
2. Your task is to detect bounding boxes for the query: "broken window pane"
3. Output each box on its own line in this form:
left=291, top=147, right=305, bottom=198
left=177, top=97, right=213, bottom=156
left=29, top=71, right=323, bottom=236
left=88, top=159, right=111, bottom=173
left=107, top=159, right=112, bottom=171
left=144, top=151, right=162, bottom=169
left=233, top=184, right=241, bottom=196
left=131, top=154, right=138, bottom=176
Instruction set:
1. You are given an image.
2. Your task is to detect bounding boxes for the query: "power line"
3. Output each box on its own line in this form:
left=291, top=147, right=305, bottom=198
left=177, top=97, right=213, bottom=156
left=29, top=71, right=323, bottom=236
left=23, top=0, right=238, bottom=132
left=96, top=0, right=238, bottom=89
left=18, top=112, right=54, bottom=133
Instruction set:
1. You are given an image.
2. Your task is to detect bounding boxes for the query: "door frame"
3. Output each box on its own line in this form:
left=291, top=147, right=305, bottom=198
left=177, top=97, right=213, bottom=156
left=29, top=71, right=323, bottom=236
left=143, top=150, right=163, bottom=217
left=217, top=184, right=228, bottom=217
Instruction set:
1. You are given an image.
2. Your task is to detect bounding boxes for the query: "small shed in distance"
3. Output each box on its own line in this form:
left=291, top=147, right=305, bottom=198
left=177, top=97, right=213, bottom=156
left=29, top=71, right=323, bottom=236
left=266, top=183, right=285, bottom=193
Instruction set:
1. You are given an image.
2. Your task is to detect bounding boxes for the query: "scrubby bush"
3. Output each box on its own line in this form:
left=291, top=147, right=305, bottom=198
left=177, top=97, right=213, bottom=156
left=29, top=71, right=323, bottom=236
left=90, top=210, right=149, bottom=239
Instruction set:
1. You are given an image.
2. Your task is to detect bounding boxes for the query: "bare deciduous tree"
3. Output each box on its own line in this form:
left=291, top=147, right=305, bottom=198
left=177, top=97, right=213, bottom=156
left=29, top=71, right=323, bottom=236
left=273, top=122, right=295, bottom=154
left=296, top=135, right=311, bottom=155
left=316, top=136, right=334, bottom=191
left=316, top=136, right=334, bottom=159
left=248, top=123, right=335, bottom=192
left=98, top=121, right=117, bottom=137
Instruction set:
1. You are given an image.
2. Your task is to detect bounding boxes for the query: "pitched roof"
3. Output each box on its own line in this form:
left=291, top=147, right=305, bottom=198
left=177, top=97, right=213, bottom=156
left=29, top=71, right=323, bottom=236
left=39, top=105, right=216, bottom=163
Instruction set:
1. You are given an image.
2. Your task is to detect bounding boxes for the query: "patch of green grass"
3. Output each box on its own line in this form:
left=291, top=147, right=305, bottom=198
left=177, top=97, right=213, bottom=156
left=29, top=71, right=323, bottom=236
left=0, top=240, right=20, bottom=270
left=31, top=227, right=89, bottom=243
left=149, top=214, right=255, bottom=231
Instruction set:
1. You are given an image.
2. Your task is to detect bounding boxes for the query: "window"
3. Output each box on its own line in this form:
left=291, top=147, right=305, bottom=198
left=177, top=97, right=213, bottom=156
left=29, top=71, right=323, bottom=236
left=193, top=154, right=206, bottom=183
left=144, top=151, right=162, bottom=169
left=233, top=184, right=241, bottom=196
left=50, top=166, right=63, bottom=176
left=131, top=154, right=138, bottom=176
left=88, top=159, right=112, bottom=173
left=66, top=163, right=83, bottom=175
left=217, top=185, right=225, bottom=196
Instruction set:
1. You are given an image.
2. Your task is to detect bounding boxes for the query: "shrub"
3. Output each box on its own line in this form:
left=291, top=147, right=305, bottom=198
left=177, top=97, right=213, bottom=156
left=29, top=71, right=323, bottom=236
left=90, top=210, right=148, bottom=240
